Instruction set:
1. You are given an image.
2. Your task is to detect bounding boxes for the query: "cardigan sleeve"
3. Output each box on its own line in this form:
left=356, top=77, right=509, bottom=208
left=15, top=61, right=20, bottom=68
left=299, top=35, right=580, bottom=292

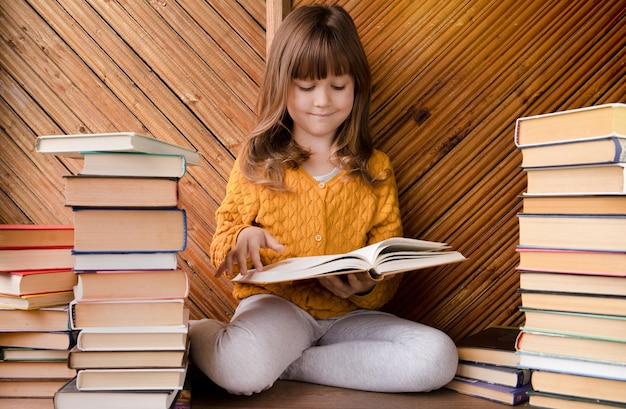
left=209, top=160, right=260, bottom=276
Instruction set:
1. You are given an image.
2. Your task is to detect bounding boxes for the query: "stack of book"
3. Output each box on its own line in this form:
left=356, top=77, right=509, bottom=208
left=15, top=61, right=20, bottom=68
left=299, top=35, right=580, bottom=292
left=514, top=103, right=626, bottom=408
left=35, top=132, right=199, bottom=408
left=445, top=326, right=531, bottom=405
left=0, top=225, right=77, bottom=399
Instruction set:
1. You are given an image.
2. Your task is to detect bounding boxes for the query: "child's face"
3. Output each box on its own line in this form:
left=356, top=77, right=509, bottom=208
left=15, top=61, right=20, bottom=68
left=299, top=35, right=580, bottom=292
left=287, top=74, right=354, bottom=143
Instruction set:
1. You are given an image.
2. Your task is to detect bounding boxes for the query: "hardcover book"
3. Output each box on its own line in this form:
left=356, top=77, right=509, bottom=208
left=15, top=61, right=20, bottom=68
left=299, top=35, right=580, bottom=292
left=445, top=377, right=530, bottom=405
left=76, top=366, right=187, bottom=391
left=35, top=132, right=200, bottom=165
left=54, top=376, right=180, bottom=409
left=518, top=352, right=626, bottom=381
left=514, top=103, right=626, bottom=147
left=519, top=290, right=626, bottom=316
left=68, top=347, right=187, bottom=369
left=0, top=224, right=74, bottom=249
left=0, top=379, right=68, bottom=398
left=73, top=252, right=178, bottom=271
left=76, top=325, right=189, bottom=352
left=0, top=347, right=69, bottom=361
left=70, top=299, right=186, bottom=329
left=0, top=248, right=75, bottom=271
left=519, top=134, right=626, bottom=168
left=1, top=306, right=70, bottom=331
left=518, top=213, right=626, bottom=252
left=521, top=308, right=626, bottom=342
left=517, top=247, right=626, bottom=275
left=72, top=208, right=187, bottom=253
left=80, top=152, right=188, bottom=178
left=531, top=370, right=626, bottom=404
left=455, top=361, right=531, bottom=387
left=0, top=268, right=76, bottom=296
left=73, top=270, right=188, bottom=301
left=527, top=390, right=626, bottom=409
left=522, top=194, right=626, bottom=215
left=64, top=175, right=180, bottom=208
left=0, top=290, right=75, bottom=310
left=456, top=326, right=520, bottom=367
left=519, top=271, right=626, bottom=296
left=524, top=163, right=626, bottom=194
left=516, top=331, right=626, bottom=365
left=0, top=331, right=75, bottom=350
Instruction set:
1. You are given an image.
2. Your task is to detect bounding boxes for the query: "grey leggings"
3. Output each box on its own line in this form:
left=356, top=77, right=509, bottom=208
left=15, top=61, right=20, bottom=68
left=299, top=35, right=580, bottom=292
left=189, top=294, right=458, bottom=395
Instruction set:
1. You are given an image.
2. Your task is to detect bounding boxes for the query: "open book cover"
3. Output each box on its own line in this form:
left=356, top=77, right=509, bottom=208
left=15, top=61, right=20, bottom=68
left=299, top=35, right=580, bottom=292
left=232, top=237, right=466, bottom=284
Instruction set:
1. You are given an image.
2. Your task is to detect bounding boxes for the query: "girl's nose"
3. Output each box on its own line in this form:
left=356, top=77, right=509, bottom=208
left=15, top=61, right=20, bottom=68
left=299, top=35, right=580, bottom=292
left=314, top=86, right=331, bottom=107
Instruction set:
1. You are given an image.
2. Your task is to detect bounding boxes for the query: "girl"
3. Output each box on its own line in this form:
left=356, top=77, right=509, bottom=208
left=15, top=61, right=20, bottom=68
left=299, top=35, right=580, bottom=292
left=190, top=4, right=458, bottom=395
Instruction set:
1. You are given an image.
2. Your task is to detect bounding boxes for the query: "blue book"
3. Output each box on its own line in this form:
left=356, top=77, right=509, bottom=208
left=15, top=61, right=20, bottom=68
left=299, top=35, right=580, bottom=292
left=445, top=377, right=530, bottom=405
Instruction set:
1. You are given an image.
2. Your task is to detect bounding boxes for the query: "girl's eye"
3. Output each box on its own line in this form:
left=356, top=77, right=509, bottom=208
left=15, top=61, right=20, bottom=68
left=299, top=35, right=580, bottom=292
left=298, top=85, right=315, bottom=91
left=332, top=85, right=346, bottom=90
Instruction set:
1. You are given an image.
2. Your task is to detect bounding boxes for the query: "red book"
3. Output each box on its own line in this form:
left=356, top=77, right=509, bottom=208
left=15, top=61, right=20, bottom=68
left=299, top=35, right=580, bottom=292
left=0, top=269, right=76, bottom=296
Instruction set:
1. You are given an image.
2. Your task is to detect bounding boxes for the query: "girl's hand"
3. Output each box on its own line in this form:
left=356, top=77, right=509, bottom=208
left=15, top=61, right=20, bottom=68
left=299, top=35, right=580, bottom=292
left=317, top=274, right=377, bottom=299
left=215, top=227, right=285, bottom=278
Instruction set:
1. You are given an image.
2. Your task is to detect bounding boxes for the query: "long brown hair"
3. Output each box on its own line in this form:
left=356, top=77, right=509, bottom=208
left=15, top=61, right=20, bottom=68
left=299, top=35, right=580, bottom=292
left=240, top=5, right=381, bottom=190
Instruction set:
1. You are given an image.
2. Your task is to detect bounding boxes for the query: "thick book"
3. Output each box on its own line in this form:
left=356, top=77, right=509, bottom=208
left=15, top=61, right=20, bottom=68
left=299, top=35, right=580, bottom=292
left=68, top=347, right=187, bottom=369
left=35, top=132, right=201, bottom=165
left=54, top=376, right=180, bottom=409
left=0, top=331, right=75, bottom=350
left=73, top=251, right=178, bottom=271
left=72, top=208, right=187, bottom=253
left=445, top=377, right=530, bottom=405
left=521, top=308, right=626, bottom=342
left=455, top=361, right=531, bottom=387
left=0, top=268, right=76, bottom=295
left=70, top=299, right=187, bottom=329
left=456, top=326, right=520, bottom=367
left=525, top=163, right=626, bottom=194
left=519, top=134, right=626, bottom=168
left=0, top=360, right=76, bottom=379
left=517, top=247, right=626, bottom=276
left=1, top=306, right=70, bottom=331
left=76, top=366, right=188, bottom=391
left=0, top=379, right=68, bottom=398
left=516, top=331, right=626, bottom=365
left=514, top=103, right=626, bottom=147
left=519, top=290, right=626, bottom=316
left=527, top=390, right=626, bottom=409
left=518, top=352, right=626, bottom=381
left=518, top=213, right=626, bottom=252
left=0, top=248, right=74, bottom=271
left=519, top=271, right=626, bottom=297
left=522, top=194, right=626, bottom=215
left=0, top=224, right=74, bottom=249
left=76, top=325, right=189, bottom=352
left=73, top=270, right=189, bottom=301
left=0, top=290, right=75, bottom=310
left=80, top=152, right=188, bottom=178
left=64, top=175, right=179, bottom=208
left=232, top=237, right=465, bottom=284
left=531, top=370, right=626, bottom=404
left=0, top=347, right=69, bottom=361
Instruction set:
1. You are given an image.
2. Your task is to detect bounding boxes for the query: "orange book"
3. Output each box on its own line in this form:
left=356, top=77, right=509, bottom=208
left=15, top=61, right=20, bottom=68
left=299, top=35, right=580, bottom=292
left=0, top=224, right=74, bottom=249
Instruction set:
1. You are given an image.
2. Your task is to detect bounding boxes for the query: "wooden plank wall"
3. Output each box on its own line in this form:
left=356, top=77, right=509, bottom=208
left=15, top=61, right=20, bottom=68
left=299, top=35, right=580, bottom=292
left=1, top=0, right=624, bottom=342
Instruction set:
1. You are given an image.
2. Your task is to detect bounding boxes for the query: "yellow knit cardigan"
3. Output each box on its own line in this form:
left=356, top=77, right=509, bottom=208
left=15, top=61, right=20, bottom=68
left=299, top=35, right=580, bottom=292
left=210, top=150, right=404, bottom=319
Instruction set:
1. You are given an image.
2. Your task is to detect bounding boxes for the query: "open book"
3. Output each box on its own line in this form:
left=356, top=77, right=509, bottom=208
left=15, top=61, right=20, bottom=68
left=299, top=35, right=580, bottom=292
left=232, top=237, right=466, bottom=284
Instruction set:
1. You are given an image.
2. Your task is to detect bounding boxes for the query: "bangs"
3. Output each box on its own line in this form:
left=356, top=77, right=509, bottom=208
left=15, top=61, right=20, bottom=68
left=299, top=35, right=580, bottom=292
left=290, top=30, right=352, bottom=80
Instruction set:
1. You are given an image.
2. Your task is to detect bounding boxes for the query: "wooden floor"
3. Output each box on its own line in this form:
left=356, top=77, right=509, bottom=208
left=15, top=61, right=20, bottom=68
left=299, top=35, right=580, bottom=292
left=4, top=369, right=509, bottom=409
left=190, top=368, right=510, bottom=409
